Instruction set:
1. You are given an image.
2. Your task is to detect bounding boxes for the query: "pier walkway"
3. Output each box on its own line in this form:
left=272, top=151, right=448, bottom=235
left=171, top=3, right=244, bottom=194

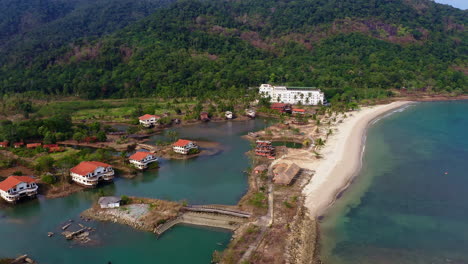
left=136, top=144, right=158, bottom=152
left=183, top=205, right=251, bottom=218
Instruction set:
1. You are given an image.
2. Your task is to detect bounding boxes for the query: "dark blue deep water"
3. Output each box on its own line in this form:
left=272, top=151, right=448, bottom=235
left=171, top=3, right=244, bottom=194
left=321, top=101, right=468, bottom=264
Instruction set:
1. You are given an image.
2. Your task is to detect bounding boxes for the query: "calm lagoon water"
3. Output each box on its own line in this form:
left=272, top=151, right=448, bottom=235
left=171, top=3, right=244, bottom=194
left=0, top=119, right=273, bottom=263
left=320, top=101, right=468, bottom=264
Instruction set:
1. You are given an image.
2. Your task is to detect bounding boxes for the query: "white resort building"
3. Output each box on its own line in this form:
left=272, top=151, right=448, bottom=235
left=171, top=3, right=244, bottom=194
left=172, top=139, right=198, bottom=155
left=139, top=114, right=161, bottom=127
left=128, top=151, right=158, bottom=169
left=0, top=176, right=38, bottom=203
left=70, top=161, right=114, bottom=187
left=259, top=84, right=325, bottom=105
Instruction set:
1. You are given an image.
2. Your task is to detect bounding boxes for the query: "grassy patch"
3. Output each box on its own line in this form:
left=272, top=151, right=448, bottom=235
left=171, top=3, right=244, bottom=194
left=248, top=192, right=267, bottom=208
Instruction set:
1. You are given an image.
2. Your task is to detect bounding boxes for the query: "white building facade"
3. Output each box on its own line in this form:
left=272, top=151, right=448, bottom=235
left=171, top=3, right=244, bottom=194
left=259, top=84, right=324, bottom=105
left=0, top=176, right=38, bottom=203
left=128, top=151, right=158, bottom=169
left=70, top=161, right=115, bottom=187
left=139, top=114, right=160, bottom=127
left=173, top=139, right=199, bottom=155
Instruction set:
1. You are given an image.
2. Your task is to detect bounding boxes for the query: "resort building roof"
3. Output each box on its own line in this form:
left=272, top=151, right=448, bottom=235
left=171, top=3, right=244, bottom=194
left=273, top=163, right=301, bottom=185
left=26, top=143, right=41, bottom=148
left=292, top=108, right=305, bottom=112
left=70, top=161, right=112, bottom=176
left=98, top=196, right=121, bottom=205
left=173, top=139, right=193, bottom=147
left=129, top=151, right=152, bottom=161
left=0, top=176, right=36, bottom=191
left=138, top=114, right=160, bottom=121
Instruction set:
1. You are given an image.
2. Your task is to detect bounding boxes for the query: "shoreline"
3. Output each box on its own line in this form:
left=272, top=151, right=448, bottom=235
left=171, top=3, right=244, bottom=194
left=301, top=101, right=412, bottom=217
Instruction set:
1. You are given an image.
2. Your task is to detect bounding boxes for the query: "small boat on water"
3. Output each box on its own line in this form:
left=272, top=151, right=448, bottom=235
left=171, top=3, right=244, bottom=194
left=245, top=109, right=256, bottom=119
left=225, top=111, right=233, bottom=119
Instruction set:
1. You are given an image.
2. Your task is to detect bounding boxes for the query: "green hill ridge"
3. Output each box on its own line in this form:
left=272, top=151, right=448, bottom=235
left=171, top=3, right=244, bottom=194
left=0, top=0, right=466, bottom=100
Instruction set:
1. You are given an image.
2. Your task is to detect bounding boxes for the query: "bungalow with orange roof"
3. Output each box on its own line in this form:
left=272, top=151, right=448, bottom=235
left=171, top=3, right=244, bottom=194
left=70, top=161, right=114, bottom=187
left=139, top=114, right=161, bottom=127
left=26, top=143, right=41, bottom=149
left=44, top=144, right=64, bottom=153
left=0, top=141, right=8, bottom=148
left=200, top=112, right=210, bottom=122
left=292, top=108, right=306, bottom=115
left=172, top=139, right=198, bottom=155
left=128, top=151, right=158, bottom=169
left=0, top=176, right=38, bottom=203
left=13, top=142, right=24, bottom=148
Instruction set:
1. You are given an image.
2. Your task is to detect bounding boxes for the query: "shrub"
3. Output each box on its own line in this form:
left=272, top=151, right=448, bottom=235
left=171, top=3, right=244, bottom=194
left=120, top=195, right=131, bottom=205
left=188, top=148, right=200, bottom=155
left=12, top=170, right=23, bottom=176
left=41, top=174, right=57, bottom=184
left=248, top=192, right=267, bottom=208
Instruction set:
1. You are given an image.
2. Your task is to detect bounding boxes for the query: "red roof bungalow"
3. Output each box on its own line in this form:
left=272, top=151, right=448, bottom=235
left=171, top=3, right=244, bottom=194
left=13, top=142, right=24, bottom=148
left=270, top=103, right=292, bottom=114
left=173, top=139, right=199, bottom=155
left=84, top=136, right=98, bottom=143
left=70, top=161, right=114, bottom=187
left=0, top=176, right=38, bottom=203
left=128, top=151, right=158, bottom=169
left=0, top=141, right=8, bottom=148
left=292, top=108, right=306, bottom=115
left=44, top=144, right=63, bottom=153
left=200, top=112, right=210, bottom=122
left=26, top=143, right=42, bottom=149
left=139, top=114, right=161, bottom=127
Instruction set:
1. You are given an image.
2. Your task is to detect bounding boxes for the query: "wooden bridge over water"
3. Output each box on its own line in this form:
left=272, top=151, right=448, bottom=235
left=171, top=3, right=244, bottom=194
left=136, top=144, right=158, bottom=152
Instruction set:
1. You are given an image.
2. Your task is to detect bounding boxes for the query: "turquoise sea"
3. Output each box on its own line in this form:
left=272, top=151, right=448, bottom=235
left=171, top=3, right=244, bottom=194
left=0, top=119, right=273, bottom=263
left=320, top=101, right=468, bottom=264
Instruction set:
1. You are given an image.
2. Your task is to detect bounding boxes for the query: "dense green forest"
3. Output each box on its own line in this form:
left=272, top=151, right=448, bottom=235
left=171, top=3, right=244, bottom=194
left=0, top=0, right=175, bottom=64
left=0, top=0, right=466, bottom=100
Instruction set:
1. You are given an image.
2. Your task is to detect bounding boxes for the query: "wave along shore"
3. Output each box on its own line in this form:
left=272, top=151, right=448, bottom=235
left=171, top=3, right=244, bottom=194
left=302, top=101, right=411, bottom=217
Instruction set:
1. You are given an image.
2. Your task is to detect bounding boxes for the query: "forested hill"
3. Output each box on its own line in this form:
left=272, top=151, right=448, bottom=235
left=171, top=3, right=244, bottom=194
left=0, top=0, right=466, bottom=100
left=0, top=0, right=175, bottom=63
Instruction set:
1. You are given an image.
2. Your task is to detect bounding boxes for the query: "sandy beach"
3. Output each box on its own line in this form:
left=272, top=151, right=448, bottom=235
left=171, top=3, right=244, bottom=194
left=279, top=101, right=411, bottom=218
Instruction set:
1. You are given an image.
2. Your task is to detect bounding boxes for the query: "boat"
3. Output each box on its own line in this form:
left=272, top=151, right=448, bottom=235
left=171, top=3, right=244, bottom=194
left=245, top=109, right=256, bottom=118
left=225, top=111, right=233, bottom=119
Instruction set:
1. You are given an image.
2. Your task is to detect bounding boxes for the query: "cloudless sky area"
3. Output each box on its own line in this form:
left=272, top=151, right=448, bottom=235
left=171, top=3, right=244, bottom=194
left=434, top=0, right=467, bottom=9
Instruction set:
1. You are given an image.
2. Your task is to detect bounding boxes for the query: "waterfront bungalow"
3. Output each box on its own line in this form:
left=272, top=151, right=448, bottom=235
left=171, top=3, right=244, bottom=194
left=0, top=176, right=38, bottom=203
left=200, top=112, right=210, bottom=122
left=139, top=114, right=160, bottom=127
left=0, top=141, right=8, bottom=148
left=172, top=139, right=199, bottom=155
left=70, top=161, right=114, bottom=187
left=13, top=142, right=24, bottom=148
left=292, top=108, right=306, bottom=115
left=98, top=196, right=121, bottom=209
left=128, top=151, right=158, bottom=170
left=273, top=163, right=301, bottom=185
left=26, top=143, right=41, bottom=149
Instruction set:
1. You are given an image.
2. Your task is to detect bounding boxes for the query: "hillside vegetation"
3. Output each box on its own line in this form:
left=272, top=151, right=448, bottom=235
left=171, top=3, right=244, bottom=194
left=0, top=0, right=175, bottom=64
left=0, top=0, right=466, bottom=101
